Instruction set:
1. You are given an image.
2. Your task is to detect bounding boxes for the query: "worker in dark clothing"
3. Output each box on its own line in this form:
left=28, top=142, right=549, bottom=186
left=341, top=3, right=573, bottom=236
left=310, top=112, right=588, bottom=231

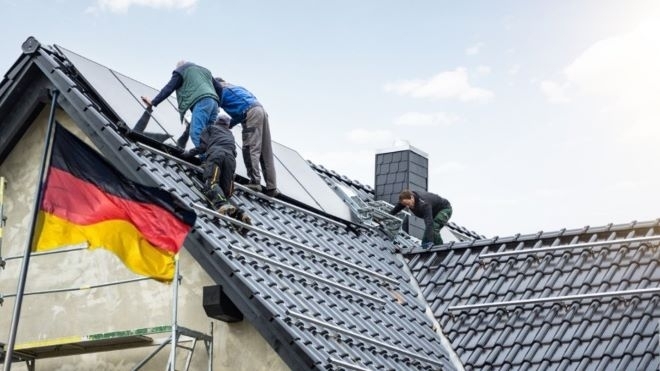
left=215, top=77, right=278, bottom=197
left=141, top=61, right=223, bottom=150
left=390, top=189, right=452, bottom=248
left=185, top=114, right=252, bottom=233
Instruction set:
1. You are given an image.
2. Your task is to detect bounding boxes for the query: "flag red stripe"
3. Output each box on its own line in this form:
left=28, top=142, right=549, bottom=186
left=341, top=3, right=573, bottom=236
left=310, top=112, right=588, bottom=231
left=42, top=167, right=190, bottom=253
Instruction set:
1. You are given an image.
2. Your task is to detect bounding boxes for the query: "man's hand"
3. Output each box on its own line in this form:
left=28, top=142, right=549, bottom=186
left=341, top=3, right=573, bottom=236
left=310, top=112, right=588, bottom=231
left=170, top=146, right=185, bottom=156
left=421, top=242, right=434, bottom=249
left=181, top=150, right=196, bottom=160
left=140, top=96, right=153, bottom=107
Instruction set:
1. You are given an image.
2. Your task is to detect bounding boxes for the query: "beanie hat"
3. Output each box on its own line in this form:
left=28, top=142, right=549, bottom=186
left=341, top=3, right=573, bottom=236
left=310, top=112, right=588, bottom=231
left=216, top=112, right=231, bottom=126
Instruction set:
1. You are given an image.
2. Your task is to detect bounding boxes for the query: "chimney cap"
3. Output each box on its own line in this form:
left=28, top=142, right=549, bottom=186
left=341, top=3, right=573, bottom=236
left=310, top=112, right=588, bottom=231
left=375, top=142, right=428, bottom=158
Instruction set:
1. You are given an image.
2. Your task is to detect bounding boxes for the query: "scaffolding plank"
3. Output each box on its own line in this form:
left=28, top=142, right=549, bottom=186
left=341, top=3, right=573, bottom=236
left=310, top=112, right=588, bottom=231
left=2, top=326, right=176, bottom=360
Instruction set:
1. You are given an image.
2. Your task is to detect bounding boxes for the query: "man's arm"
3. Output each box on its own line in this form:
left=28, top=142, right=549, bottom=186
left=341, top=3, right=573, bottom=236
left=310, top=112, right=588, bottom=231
left=141, top=72, right=183, bottom=107
left=389, top=203, right=405, bottom=215
left=176, top=121, right=190, bottom=148
left=213, top=78, right=223, bottom=102
left=186, top=146, right=202, bottom=157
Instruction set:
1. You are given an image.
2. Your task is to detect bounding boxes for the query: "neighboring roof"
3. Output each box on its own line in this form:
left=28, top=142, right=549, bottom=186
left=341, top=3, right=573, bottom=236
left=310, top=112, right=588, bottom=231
left=0, top=37, right=462, bottom=370
left=405, top=219, right=660, bottom=370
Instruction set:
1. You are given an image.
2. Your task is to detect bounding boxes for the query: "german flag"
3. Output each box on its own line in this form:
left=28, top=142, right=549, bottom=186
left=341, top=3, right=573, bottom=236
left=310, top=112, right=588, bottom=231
left=33, top=125, right=196, bottom=281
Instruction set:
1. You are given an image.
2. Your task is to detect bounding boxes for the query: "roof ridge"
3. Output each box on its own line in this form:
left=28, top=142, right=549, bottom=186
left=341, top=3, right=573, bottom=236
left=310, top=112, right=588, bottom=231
left=418, top=217, right=660, bottom=252
left=307, top=160, right=373, bottom=193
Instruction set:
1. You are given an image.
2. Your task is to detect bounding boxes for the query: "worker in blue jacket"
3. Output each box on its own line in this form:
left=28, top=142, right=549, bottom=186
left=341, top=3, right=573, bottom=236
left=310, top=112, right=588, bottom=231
left=215, top=77, right=278, bottom=197
left=390, top=189, right=453, bottom=248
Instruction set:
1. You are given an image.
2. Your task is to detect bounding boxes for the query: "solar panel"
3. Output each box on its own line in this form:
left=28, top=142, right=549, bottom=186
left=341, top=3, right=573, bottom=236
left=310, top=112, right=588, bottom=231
left=115, top=74, right=184, bottom=141
left=273, top=143, right=353, bottom=221
left=56, top=46, right=182, bottom=147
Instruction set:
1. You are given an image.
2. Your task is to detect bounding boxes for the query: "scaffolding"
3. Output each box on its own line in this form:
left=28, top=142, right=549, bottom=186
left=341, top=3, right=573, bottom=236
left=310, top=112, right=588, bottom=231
left=0, top=246, right=213, bottom=370
left=331, top=182, right=404, bottom=238
left=0, top=177, right=6, bottom=270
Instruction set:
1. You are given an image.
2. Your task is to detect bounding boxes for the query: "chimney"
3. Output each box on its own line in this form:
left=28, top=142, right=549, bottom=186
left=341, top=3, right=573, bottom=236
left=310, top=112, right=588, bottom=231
left=374, top=142, right=428, bottom=240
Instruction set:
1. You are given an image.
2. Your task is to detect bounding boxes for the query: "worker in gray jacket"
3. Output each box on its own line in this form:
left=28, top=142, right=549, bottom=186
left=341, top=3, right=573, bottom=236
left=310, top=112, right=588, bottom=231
left=390, top=189, right=452, bottom=248
left=186, top=114, right=251, bottom=233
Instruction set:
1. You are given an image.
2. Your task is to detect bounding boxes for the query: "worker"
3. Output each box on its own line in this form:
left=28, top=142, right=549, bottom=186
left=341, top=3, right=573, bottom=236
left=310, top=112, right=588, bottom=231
left=215, top=77, right=278, bottom=197
left=390, top=189, right=452, bottom=248
left=141, top=60, right=223, bottom=150
left=184, top=114, right=252, bottom=233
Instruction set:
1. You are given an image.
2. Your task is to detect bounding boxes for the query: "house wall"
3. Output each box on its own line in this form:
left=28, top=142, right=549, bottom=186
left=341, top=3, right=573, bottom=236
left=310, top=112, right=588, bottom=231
left=0, top=106, right=289, bottom=371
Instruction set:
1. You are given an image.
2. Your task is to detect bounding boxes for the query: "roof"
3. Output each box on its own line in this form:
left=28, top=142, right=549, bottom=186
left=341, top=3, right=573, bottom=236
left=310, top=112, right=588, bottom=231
left=405, top=219, right=660, bottom=370
left=0, top=37, right=462, bottom=370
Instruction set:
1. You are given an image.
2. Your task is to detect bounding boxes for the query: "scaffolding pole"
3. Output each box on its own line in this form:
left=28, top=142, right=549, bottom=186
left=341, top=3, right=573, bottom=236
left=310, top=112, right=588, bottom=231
left=3, top=90, right=59, bottom=371
left=169, top=256, right=180, bottom=371
left=0, top=177, right=7, bottom=269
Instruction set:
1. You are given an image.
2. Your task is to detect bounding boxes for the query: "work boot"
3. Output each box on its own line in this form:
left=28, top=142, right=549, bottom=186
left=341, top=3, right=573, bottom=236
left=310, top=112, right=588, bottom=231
left=263, top=188, right=280, bottom=197
left=235, top=211, right=252, bottom=237
left=217, top=204, right=236, bottom=215
left=245, top=183, right=262, bottom=192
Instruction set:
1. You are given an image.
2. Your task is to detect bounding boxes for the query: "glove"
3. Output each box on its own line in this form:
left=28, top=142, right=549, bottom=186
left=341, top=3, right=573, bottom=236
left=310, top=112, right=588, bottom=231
left=181, top=149, right=197, bottom=160
left=421, top=242, right=434, bottom=249
left=170, top=146, right=185, bottom=156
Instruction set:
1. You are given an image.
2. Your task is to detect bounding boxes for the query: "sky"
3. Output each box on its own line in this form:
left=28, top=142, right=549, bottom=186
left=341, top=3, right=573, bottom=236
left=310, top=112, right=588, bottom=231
left=1, top=0, right=659, bottom=238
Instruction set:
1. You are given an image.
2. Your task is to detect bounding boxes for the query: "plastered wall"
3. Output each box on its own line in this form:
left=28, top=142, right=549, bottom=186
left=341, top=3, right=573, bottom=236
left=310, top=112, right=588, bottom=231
left=0, top=106, right=289, bottom=371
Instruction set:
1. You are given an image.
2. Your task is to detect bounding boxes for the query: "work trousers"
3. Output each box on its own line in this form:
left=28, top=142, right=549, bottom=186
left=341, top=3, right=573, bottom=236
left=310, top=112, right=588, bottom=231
left=202, top=155, right=236, bottom=209
left=432, top=207, right=453, bottom=245
left=241, top=106, right=277, bottom=191
left=189, top=97, right=219, bottom=149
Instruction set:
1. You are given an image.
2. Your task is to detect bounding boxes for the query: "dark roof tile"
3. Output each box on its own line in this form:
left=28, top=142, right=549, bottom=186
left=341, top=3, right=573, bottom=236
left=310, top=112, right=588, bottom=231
left=406, top=217, right=660, bottom=370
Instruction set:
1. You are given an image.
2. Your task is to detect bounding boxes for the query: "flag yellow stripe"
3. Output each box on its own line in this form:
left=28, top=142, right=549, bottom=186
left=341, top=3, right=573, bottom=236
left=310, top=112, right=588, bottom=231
left=34, top=212, right=175, bottom=281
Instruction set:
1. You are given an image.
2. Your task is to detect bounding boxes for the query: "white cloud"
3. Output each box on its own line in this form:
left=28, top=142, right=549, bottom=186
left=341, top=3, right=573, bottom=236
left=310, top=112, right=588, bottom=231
left=88, top=0, right=197, bottom=13
left=465, top=42, right=484, bottom=56
left=564, top=18, right=660, bottom=113
left=502, top=15, right=514, bottom=31
left=476, top=65, right=491, bottom=75
left=383, top=67, right=494, bottom=103
left=346, top=128, right=394, bottom=145
left=533, top=187, right=567, bottom=198
left=541, top=16, right=660, bottom=128
left=540, top=80, right=569, bottom=103
left=394, top=112, right=459, bottom=127
left=508, top=64, right=520, bottom=75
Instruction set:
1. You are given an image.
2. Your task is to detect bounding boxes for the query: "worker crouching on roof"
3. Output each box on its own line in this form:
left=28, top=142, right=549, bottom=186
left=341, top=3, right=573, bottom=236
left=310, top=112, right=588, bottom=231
left=185, top=114, right=252, bottom=233
left=390, top=189, right=452, bottom=248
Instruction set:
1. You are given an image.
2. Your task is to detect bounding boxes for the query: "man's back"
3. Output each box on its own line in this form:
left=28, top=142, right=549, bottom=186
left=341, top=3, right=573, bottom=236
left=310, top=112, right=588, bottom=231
left=410, top=190, right=451, bottom=218
left=198, top=124, right=236, bottom=161
left=216, top=80, right=260, bottom=126
left=175, top=63, right=218, bottom=117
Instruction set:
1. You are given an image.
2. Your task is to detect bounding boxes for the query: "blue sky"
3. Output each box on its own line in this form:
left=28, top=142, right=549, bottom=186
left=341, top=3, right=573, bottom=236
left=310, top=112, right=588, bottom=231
left=1, top=0, right=659, bottom=237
